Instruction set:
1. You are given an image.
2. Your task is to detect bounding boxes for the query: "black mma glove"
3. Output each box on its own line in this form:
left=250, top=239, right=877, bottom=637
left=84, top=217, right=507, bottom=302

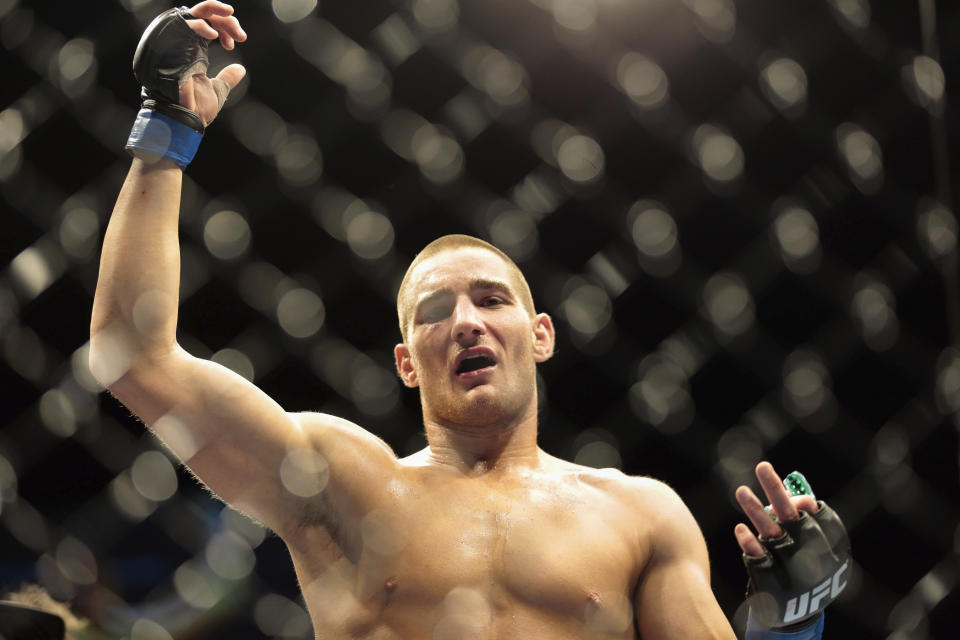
left=744, top=500, right=852, bottom=630
left=126, top=5, right=242, bottom=167
left=133, top=6, right=209, bottom=133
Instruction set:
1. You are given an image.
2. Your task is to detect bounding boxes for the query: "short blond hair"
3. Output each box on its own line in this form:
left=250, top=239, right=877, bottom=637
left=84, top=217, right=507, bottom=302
left=396, top=235, right=535, bottom=342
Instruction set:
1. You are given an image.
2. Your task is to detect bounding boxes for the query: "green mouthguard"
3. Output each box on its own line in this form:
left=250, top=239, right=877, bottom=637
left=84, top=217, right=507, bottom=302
left=765, top=470, right=815, bottom=521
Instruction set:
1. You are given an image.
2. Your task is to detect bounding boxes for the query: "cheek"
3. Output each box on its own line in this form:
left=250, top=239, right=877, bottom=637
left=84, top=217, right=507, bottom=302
left=409, top=345, right=445, bottom=379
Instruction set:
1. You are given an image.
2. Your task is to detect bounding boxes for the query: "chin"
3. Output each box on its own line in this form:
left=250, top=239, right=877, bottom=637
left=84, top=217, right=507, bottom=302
left=450, top=392, right=529, bottom=428
left=422, top=375, right=534, bottom=426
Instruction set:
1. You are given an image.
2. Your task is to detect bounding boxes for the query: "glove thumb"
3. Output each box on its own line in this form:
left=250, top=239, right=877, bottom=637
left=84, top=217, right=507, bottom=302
left=212, top=63, right=246, bottom=110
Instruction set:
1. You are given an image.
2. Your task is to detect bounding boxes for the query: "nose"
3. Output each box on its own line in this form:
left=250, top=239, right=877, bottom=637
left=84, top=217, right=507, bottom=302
left=451, top=296, right=484, bottom=344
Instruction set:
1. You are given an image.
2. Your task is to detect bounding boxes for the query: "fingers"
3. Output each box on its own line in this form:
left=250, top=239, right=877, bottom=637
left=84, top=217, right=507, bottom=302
left=211, top=64, right=246, bottom=109
left=736, top=485, right=782, bottom=539
left=208, top=13, right=247, bottom=49
left=188, top=1, right=234, bottom=19
left=756, top=462, right=800, bottom=523
left=735, top=461, right=824, bottom=557
left=185, top=18, right=218, bottom=40
left=734, top=523, right=765, bottom=557
left=792, top=494, right=819, bottom=515
left=186, top=2, right=247, bottom=50
left=215, top=63, right=246, bottom=90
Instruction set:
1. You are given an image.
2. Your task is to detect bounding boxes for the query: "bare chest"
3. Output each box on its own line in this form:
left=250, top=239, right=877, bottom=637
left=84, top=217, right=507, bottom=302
left=413, top=487, right=636, bottom=601
left=292, top=474, right=644, bottom=637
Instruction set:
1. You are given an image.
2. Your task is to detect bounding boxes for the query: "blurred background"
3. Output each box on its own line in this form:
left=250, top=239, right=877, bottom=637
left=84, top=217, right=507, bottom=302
left=1, top=0, right=958, bottom=637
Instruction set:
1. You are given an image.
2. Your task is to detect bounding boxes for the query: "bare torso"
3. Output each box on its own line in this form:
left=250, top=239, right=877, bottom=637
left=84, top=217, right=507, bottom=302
left=283, top=451, right=655, bottom=640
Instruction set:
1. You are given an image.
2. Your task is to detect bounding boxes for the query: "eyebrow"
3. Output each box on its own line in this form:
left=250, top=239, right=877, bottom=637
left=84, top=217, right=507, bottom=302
left=469, top=278, right=513, bottom=294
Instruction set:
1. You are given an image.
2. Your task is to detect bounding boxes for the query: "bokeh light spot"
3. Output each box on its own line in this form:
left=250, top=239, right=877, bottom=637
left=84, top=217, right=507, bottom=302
left=211, top=348, right=256, bottom=382
left=629, top=354, right=693, bottom=433
left=174, top=563, right=220, bottom=609
left=272, top=0, right=317, bottom=24
left=39, top=388, right=77, bottom=437
left=684, top=0, right=736, bottom=43
left=206, top=530, right=256, bottom=581
left=562, top=279, right=612, bottom=337
left=630, top=201, right=677, bottom=259
left=55, top=537, right=97, bottom=586
left=702, top=272, right=754, bottom=336
left=553, top=0, right=598, bottom=31
left=851, top=278, right=899, bottom=351
left=413, top=0, right=460, bottom=32
left=10, top=245, right=55, bottom=300
left=692, top=124, right=744, bottom=183
left=254, top=593, right=312, bottom=637
left=773, top=204, right=821, bottom=273
left=59, top=207, right=100, bottom=260
left=917, top=202, right=956, bottom=259
left=617, top=53, right=669, bottom=109
left=204, top=210, right=251, bottom=261
left=829, top=0, right=870, bottom=30
left=280, top=448, right=330, bottom=497
left=130, top=619, right=173, bottom=640
left=276, top=133, right=323, bottom=186
left=557, top=134, right=605, bottom=184
left=760, top=57, right=808, bottom=113
left=836, top=123, right=883, bottom=192
left=131, top=451, right=178, bottom=502
left=277, top=288, right=325, bottom=338
left=489, top=208, right=538, bottom=261
left=346, top=210, right=395, bottom=260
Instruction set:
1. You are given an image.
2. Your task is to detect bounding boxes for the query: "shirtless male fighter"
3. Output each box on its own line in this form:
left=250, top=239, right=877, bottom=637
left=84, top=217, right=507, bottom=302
left=90, top=3, right=850, bottom=639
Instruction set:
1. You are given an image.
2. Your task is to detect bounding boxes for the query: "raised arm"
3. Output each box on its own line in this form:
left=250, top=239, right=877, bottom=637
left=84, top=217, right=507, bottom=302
left=90, top=2, right=395, bottom=538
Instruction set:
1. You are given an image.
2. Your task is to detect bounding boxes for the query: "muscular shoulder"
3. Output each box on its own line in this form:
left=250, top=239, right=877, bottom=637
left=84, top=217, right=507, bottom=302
left=294, top=411, right=397, bottom=461
left=625, top=475, right=709, bottom=566
left=615, top=474, right=699, bottom=534
left=278, top=412, right=399, bottom=536
left=572, top=467, right=701, bottom=545
left=564, top=463, right=681, bottom=512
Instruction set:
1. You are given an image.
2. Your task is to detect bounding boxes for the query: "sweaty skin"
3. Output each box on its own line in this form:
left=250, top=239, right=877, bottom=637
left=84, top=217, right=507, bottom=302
left=284, top=442, right=727, bottom=640
left=94, top=204, right=733, bottom=639
left=275, top=247, right=734, bottom=639
left=90, top=3, right=812, bottom=638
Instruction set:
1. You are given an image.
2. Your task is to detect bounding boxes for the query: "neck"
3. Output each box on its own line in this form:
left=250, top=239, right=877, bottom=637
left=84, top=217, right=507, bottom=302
left=422, top=407, right=541, bottom=474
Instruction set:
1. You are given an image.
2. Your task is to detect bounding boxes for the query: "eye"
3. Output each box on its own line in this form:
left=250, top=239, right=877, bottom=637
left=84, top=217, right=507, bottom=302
left=480, top=296, right=505, bottom=307
left=418, top=299, right=453, bottom=323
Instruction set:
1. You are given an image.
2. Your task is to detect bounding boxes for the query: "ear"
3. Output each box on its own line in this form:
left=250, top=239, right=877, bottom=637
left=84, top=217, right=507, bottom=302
left=394, top=343, right=420, bottom=387
left=531, top=313, right=555, bottom=363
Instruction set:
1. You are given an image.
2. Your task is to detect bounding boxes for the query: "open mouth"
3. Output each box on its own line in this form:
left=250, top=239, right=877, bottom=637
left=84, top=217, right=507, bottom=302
left=454, top=349, right=498, bottom=377
left=456, top=355, right=497, bottom=374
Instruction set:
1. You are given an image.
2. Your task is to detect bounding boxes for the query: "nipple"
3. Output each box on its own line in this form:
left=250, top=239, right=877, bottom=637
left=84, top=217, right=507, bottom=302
left=584, top=591, right=633, bottom=634
left=384, top=577, right=398, bottom=594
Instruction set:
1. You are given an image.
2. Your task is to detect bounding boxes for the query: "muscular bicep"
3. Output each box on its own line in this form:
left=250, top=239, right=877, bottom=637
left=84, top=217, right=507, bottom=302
left=104, top=346, right=396, bottom=535
left=633, top=482, right=735, bottom=640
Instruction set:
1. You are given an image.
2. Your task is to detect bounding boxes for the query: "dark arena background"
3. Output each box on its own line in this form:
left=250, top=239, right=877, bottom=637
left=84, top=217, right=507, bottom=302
left=1, top=0, right=959, bottom=638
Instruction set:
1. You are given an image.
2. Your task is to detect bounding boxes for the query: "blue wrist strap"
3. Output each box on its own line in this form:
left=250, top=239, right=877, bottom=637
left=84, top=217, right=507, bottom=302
left=125, top=108, right=202, bottom=168
left=747, top=612, right=824, bottom=640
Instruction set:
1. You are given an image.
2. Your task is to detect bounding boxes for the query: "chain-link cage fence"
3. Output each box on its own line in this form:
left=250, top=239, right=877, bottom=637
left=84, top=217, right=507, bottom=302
left=1, top=0, right=958, bottom=638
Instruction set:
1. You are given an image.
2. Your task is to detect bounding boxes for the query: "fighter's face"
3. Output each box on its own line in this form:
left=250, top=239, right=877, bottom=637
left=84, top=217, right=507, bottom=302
left=395, top=247, right=554, bottom=428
